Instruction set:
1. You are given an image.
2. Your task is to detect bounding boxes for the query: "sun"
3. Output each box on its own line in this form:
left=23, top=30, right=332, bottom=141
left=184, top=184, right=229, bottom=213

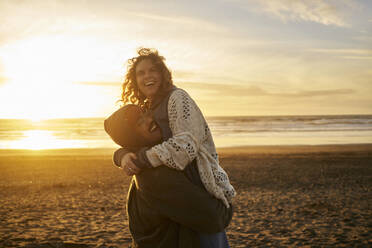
left=0, top=34, right=128, bottom=120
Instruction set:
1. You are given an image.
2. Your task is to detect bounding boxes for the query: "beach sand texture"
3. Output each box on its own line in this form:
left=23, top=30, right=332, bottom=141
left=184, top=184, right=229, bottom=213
left=0, top=145, right=371, bottom=247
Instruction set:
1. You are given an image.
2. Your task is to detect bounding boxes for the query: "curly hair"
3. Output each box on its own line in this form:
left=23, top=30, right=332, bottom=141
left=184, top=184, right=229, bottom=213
left=120, top=47, right=173, bottom=108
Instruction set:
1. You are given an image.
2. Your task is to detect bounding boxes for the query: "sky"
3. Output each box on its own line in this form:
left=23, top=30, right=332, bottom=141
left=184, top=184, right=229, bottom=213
left=0, top=0, right=371, bottom=119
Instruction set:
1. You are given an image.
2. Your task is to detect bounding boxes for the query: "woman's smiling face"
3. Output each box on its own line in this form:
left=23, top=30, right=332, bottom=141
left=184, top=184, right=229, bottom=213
left=135, top=59, right=163, bottom=101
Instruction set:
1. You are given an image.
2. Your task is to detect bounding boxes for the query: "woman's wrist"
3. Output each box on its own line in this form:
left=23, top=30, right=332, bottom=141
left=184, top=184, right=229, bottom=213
left=134, top=147, right=153, bottom=169
left=145, top=148, right=163, bottom=167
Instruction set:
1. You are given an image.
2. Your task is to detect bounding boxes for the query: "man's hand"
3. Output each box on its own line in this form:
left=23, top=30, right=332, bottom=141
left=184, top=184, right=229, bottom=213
left=121, top=152, right=141, bottom=176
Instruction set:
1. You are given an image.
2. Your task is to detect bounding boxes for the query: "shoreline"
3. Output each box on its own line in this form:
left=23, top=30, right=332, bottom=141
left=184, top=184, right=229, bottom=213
left=217, top=143, right=372, bottom=155
left=1, top=143, right=371, bottom=157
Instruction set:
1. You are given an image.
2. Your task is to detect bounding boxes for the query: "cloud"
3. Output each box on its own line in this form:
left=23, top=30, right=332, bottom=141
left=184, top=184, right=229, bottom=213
left=241, top=0, right=356, bottom=27
left=276, top=88, right=355, bottom=98
left=173, top=70, right=199, bottom=80
left=178, top=82, right=355, bottom=98
left=310, top=48, right=372, bottom=60
left=76, top=81, right=121, bottom=86
left=340, top=56, right=372, bottom=60
left=311, top=48, right=372, bottom=55
left=127, top=12, right=229, bottom=34
left=0, top=76, right=7, bottom=85
left=353, top=35, right=372, bottom=42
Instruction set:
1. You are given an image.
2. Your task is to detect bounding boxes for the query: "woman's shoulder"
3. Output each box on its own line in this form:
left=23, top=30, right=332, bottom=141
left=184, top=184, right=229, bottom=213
left=167, top=87, right=204, bottom=121
left=170, top=87, right=186, bottom=95
left=169, top=87, right=193, bottom=102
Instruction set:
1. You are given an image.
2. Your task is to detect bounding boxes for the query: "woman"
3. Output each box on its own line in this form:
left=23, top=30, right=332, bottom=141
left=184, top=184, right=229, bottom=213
left=113, top=48, right=235, bottom=247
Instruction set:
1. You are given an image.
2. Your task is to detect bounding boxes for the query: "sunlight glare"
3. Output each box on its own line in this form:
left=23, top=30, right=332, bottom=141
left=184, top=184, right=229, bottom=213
left=8, top=130, right=81, bottom=150
left=1, top=35, right=118, bottom=86
left=0, top=34, right=128, bottom=119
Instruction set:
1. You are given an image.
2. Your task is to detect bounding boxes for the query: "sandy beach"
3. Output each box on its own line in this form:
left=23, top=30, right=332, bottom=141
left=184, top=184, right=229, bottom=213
left=0, top=144, right=371, bottom=247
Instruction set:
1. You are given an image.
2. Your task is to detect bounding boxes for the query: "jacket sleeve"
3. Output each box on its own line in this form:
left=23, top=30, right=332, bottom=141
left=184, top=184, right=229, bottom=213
left=145, top=89, right=207, bottom=170
left=112, top=148, right=129, bottom=167
left=135, top=165, right=232, bottom=234
left=112, top=146, right=143, bottom=167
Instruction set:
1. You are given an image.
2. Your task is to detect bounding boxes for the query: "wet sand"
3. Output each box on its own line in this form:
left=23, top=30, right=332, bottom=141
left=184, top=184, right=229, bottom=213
left=0, top=144, right=371, bottom=247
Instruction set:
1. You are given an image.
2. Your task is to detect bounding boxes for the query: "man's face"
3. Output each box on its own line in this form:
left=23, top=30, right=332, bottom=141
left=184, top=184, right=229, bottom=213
left=135, top=112, right=162, bottom=146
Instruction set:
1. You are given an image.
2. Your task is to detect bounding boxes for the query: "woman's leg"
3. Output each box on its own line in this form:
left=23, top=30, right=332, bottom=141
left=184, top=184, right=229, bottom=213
left=199, top=231, right=230, bottom=248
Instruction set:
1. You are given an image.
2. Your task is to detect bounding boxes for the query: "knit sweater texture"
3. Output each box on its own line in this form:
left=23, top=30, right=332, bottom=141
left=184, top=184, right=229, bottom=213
left=145, top=88, right=236, bottom=208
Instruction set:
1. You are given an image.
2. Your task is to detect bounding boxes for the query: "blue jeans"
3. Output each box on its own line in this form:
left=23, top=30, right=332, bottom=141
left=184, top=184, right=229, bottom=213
left=199, top=231, right=230, bottom=248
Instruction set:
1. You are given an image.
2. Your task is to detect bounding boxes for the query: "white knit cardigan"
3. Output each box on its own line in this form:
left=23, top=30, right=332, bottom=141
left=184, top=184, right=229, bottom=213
left=146, top=88, right=236, bottom=208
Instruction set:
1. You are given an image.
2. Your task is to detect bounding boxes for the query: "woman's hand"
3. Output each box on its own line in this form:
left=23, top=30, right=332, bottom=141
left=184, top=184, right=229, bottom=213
left=121, top=152, right=141, bottom=176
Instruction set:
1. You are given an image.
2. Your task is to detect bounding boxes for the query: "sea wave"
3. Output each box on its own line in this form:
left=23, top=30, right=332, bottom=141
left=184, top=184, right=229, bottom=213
left=1, top=115, right=372, bottom=149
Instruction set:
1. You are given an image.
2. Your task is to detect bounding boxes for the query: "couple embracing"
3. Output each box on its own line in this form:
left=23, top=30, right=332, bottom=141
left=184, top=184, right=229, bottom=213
left=104, top=48, right=236, bottom=248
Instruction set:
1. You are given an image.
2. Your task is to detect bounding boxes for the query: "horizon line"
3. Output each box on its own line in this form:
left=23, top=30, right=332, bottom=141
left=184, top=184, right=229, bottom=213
left=1, top=113, right=372, bottom=121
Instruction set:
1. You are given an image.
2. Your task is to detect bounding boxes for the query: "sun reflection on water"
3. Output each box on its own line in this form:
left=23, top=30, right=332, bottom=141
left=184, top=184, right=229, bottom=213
left=8, top=130, right=82, bottom=150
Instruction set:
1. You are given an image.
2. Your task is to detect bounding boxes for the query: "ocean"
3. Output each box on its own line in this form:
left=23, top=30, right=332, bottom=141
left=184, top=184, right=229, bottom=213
left=1, top=115, right=372, bottom=150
